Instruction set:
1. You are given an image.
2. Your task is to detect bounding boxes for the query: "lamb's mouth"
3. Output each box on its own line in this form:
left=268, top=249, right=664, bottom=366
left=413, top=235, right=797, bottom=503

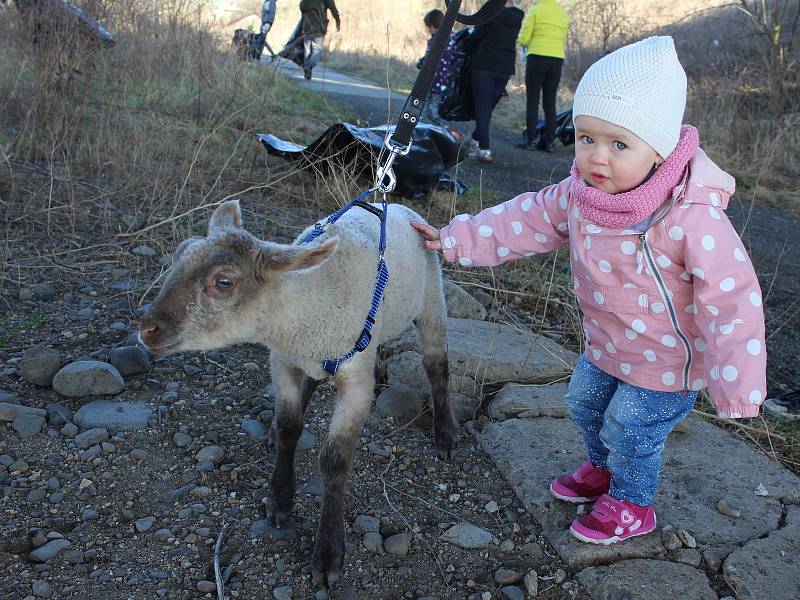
left=140, top=340, right=182, bottom=356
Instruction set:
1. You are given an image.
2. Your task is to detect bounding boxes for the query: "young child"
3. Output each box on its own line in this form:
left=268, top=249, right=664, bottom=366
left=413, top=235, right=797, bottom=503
left=412, top=36, right=767, bottom=545
left=417, top=9, right=456, bottom=127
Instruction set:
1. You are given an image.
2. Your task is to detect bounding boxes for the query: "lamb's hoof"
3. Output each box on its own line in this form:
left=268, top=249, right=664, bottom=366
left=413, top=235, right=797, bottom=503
left=268, top=506, right=292, bottom=529
left=435, top=429, right=457, bottom=462
left=311, top=551, right=343, bottom=588
left=437, top=444, right=455, bottom=462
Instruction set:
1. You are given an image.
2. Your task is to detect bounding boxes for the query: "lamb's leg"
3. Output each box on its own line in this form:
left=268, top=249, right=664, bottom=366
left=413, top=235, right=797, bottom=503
left=268, top=355, right=307, bottom=528
left=312, top=366, right=374, bottom=588
left=415, top=275, right=456, bottom=460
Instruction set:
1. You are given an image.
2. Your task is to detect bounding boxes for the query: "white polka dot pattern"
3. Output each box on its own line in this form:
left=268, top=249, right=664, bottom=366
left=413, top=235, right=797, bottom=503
left=438, top=177, right=765, bottom=419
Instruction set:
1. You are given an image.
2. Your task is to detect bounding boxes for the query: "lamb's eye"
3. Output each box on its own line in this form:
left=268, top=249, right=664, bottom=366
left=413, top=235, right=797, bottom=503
left=214, top=275, right=234, bottom=291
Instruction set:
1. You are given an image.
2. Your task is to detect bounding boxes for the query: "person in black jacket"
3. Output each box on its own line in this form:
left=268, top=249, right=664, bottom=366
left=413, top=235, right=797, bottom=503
left=463, top=0, right=523, bottom=163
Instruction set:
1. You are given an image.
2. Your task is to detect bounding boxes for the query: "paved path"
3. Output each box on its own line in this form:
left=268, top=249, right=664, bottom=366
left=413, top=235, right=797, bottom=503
left=269, top=58, right=800, bottom=599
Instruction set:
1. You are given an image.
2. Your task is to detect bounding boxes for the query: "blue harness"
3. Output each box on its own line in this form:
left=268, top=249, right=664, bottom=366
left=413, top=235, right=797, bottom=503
left=299, top=189, right=390, bottom=376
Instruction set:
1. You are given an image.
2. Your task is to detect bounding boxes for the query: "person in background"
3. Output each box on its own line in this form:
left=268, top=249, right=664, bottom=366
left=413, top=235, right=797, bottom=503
left=517, top=0, right=569, bottom=152
left=463, top=0, right=523, bottom=163
left=299, top=0, right=340, bottom=80
left=260, top=0, right=277, bottom=60
left=417, top=9, right=457, bottom=127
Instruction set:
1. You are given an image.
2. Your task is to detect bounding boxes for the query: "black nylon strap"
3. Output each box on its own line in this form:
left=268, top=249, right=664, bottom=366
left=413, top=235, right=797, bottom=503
left=390, top=0, right=505, bottom=150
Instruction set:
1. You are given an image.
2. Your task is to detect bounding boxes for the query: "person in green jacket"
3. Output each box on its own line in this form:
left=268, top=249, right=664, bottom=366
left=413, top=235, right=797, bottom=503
left=299, top=0, right=340, bottom=80
left=517, top=0, right=569, bottom=152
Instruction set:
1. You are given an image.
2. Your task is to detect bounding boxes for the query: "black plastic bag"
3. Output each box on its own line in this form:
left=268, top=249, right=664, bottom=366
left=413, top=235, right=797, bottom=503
left=15, top=0, right=114, bottom=48
left=278, top=18, right=305, bottom=67
left=232, top=29, right=264, bottom=61
left=257, top=122, right=466, bottom=199
left=524, top=109, right=575, bottom=147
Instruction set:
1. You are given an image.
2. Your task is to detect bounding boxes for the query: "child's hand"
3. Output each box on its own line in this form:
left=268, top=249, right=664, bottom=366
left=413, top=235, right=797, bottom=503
left=411, top=222, right=443, bottom=251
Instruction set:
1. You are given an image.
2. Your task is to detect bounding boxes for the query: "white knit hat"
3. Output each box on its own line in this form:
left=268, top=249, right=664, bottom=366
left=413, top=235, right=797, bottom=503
left=572, top=36, right=687, bottom=158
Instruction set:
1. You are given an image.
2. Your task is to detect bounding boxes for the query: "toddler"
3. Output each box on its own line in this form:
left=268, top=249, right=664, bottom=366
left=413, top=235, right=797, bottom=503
left=417, top=9, right=457, bottom=127
left=412, top=36, right=767, bottom=545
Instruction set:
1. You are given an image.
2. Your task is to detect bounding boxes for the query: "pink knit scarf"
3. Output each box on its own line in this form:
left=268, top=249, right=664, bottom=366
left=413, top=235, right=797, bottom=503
left=570, top=125, right=700, bottom=228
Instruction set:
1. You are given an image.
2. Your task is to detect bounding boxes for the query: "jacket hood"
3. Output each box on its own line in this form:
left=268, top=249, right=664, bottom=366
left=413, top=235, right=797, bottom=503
left=682, top=148, right=736, bottom=209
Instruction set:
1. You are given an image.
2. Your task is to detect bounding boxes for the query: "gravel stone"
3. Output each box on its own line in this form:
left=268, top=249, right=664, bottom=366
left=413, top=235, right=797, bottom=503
left=21, top=345, right=62, bottom=386
left=52, top=361, right=125, bottom=397
left=442, top=523, right=493, bottom=548
left=30, top=539, right=71, bottom=562
left=31, top=579, right=52, bottom=598
left=45, top=403, right=73, bottom=427
left=110, top=346, right=151, bottom=376
left=73, top=400, right=153, bottom=431
left=195, top=445, right=225, bottom=464
left=173, top=432, right=192, bottom=447
left=74, top=428, right=109, bottom=449
left=353, top=515, right=380, bottom=534
left=384, top=532, right=413, bottom=555
left=135, top=516, right=156, bottom=532
left=12, top=414, right=46, bottom=438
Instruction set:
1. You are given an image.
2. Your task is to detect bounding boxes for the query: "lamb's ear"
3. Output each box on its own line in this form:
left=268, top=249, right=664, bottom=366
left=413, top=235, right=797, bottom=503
left=258, top=237, right=339, bottom=275
left=208, top=200, right=242, bottom=235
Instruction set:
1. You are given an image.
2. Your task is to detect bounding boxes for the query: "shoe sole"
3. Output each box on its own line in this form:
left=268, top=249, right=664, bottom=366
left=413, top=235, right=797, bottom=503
left=569, top=515, right=657, bottom=546
left=549, top=483, right=603, bottom=504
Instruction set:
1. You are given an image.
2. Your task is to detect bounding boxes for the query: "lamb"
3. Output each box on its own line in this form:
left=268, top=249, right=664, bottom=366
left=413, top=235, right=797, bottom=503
left=138, top=199, right=455, bottom=587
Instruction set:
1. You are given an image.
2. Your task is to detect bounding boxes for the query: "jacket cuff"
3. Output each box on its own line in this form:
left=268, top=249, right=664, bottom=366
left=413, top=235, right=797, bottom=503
left=440, top=225, right=458, bottom=263
left=714, top=403, right=760, bottom=419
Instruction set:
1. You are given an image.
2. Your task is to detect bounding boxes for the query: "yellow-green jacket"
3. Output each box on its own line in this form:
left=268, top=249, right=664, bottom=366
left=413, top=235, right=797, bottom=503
left=517, top=0, right=569, bottom=59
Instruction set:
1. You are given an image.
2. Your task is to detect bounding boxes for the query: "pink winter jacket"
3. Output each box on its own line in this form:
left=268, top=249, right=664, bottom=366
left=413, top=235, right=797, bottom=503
left=440, top=149, right=767, bottom=418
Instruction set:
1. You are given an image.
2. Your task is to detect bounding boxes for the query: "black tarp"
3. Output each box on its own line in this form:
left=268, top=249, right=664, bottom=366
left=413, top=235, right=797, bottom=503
left=257, top=123, right=466, bottom=199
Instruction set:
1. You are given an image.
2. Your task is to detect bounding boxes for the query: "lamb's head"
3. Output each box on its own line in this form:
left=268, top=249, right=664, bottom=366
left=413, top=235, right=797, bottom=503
left=139, top=200, right=338, bottom=355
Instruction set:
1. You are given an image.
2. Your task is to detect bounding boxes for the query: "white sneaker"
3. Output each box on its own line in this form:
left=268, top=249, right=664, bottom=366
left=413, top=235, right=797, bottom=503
left=468, top=148, right=493, bottom=163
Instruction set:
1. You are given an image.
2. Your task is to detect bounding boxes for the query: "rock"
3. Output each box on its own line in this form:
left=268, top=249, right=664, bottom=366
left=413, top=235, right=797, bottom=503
left=131, top=245, right=157, bottom=257
left=385, top=352, right=432, bottom=398
left=196, top=580, right=216, bottom=593
left=576, top=559, right=716, bottom=599
left=74, top=427, right=109, bottom=449
left=0, top=391, right=17, bottom=403
left=754, top=483, right=769, bottom=496
left=195, top=445, right=224, bottom=464
left=367, top=441, right=391, bottom=457
left=153, top=529, right=174, bottom=542
left=384, top=532, right=412, bottom=555
left=12, top=414, right=46, bottom=438
left=676, top=528, right=696, bottom=548
left=63, top=549, right=85, bottom=564
left=21, top=345, right=62, bottom=386
left=702, top=547, right=723, bottom=572
left=52, top=361, right=125, bottom=397
left=662, top=526, right=682, bottom=551
left=173, top=432, right=192, bottom=447
left=353, top=515, right=380, bottom=534
left=30, top=539, right=71, bottom=562
left=489, top=382, right=569, bottom=420
left=62, top=423, right=78, bottom=437
left=74, top=400, right=153, bottom=431
left=523, top=570, right=538, bottom=597
left=721, top=504, right=800, bottom=599
left=674, top=548, right=702, bottom=566
left=0, top=402, right=47, bottom=422
left=135, top=516, right=156, bottom=532
left=249, top=519, right=298, bottom=542
left=240, top=418, right=267, bottom=440
left=296, top=429, right=316, bottom=452
left=452, top=393, right=480, bottom=423
left=376, top=384, right=425, bottom=425
left=443, top=280, right=487, bottom=320
left=500, top=587, right=523, bottom=600
left=485, top=500, right=499, bottom=513
left=110, top=346, right=151, bottom=376
left=363, top=531, right=384, bottom=554
left=494, top=568, right=522, bottom=584
left=441, top=523, right=493, bottom=548
left=476, top=416, right=798, bottom=571
left=273, top=585, right=293, bottom=600
left=45, top=403, right=73, bottom=427
left=31, top=579, right=52, bottom=598
left=717, top=499, right=742, bottom=518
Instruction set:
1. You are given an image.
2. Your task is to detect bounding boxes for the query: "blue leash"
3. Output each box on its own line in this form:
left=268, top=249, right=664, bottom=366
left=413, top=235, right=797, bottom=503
left=300, top=189, right=390, bottom=376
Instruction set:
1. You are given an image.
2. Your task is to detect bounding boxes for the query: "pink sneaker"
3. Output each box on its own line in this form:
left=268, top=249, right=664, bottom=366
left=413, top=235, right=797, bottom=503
left=570, top=494, right=656, bottom=545
left=550, top=461, right=611, bottom=503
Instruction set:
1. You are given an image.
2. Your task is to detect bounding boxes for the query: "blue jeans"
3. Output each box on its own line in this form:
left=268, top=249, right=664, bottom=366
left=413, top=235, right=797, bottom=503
left=565, top=354, right=698, bottom=506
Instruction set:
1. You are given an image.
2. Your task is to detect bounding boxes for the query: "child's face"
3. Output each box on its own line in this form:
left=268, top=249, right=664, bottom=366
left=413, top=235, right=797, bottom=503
left=426, top=24, right=437, bottom=35
left=574, top=116, right=661, bottom=194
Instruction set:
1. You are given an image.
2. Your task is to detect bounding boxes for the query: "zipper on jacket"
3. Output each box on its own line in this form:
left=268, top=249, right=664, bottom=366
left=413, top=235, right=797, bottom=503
left=638, top=231, right=692, bottom=390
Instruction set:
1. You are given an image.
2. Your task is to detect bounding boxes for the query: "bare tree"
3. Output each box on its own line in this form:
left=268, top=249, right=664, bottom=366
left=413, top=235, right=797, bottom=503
left=733, top=0, right=800, bottom=116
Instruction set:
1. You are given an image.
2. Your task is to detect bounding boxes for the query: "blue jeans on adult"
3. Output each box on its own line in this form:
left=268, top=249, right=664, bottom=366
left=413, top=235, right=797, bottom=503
left=471, top=69, right=510, bottom=150
left=565, top=354, right=698, bottom=506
